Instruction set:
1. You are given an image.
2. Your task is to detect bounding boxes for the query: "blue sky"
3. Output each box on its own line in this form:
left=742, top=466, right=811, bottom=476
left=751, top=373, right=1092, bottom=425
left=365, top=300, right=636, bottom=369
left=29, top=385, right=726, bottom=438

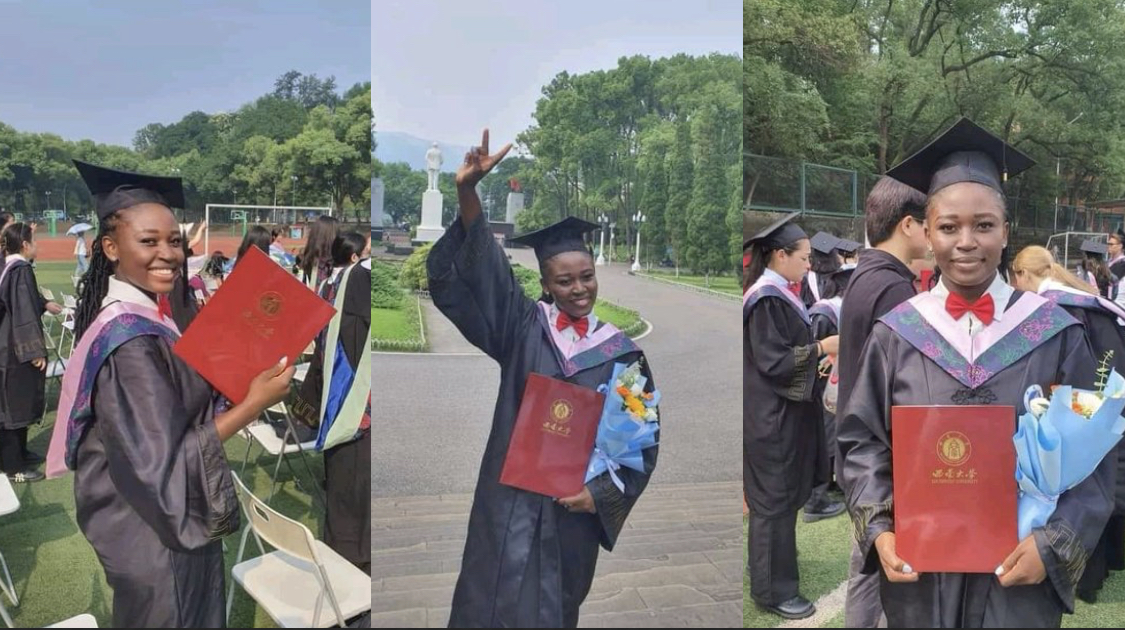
left=0, top=0, right=370, bottom=147
left=372, top=0, right=741, bottom=149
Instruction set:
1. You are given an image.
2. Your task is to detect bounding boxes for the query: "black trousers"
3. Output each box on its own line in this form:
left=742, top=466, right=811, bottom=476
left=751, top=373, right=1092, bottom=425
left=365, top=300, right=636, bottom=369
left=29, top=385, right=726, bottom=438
left=0, top=427, right=28, bottom=475
left=748, top=510, right=800, bottom=607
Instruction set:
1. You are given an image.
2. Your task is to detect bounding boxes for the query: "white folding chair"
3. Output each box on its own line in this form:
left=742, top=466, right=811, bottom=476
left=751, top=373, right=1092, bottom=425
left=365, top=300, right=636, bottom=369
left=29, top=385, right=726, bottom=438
left=226, top=475, right=369, bottom=627
left=293, top=363, right=310, bottom=384
left=38, top=288, right=55, bottom=302
left=45, top=614, right=97, bottom=628
left=238, top=404, right=321, bottom=505
left=0, top=475, right=21, bottom=628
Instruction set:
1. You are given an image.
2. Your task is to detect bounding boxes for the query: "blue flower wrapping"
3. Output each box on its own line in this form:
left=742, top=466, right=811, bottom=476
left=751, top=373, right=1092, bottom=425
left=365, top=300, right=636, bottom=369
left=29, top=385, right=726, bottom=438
left=1014, top=370, right=1125, bottom=539
left=585, top=362, right=661, bottom=493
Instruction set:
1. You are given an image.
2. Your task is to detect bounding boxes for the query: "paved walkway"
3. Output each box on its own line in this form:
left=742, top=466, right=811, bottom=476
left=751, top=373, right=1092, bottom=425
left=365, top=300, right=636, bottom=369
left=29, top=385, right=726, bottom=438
left=372, top=481, right=742, bottom=628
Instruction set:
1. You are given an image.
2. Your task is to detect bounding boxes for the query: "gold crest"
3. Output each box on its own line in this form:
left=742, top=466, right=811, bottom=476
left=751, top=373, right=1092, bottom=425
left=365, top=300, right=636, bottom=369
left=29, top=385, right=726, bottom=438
left=259, top=291, right=283, bottom=319
left=551, top=399, right=573, bottom=423
left=937, top=431, right=971, bottom=467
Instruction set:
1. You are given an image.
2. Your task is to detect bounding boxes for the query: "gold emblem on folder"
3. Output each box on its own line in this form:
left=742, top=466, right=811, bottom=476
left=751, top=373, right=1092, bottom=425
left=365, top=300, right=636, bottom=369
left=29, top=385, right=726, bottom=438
left=937, top=431, right=971, bottom=467
left=259, top=291, right=283, bottom=319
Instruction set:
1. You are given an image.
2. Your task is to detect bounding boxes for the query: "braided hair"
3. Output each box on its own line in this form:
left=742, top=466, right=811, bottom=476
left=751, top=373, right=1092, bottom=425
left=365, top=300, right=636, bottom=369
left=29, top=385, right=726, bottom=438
left=73, top=212, right=121, bottom=341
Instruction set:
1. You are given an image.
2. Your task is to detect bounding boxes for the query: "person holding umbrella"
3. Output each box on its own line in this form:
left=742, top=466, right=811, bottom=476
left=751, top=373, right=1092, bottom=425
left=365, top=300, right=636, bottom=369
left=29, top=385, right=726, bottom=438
left=68, top=221, right=93, bottom=275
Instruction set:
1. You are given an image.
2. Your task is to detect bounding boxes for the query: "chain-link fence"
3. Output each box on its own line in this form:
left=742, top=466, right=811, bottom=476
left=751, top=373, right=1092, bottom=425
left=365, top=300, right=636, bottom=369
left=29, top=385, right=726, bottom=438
left=745, top=152, right=1123, bottom=233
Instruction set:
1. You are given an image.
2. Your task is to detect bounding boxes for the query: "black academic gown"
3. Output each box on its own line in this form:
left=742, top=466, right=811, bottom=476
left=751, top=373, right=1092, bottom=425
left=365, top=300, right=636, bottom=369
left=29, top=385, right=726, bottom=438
left=0, top=261, right=47, bottom=429
left=75, top=333, right=239, bottom=628
left=839, top=290, right=1114, bottom=627
left=809, top=304, right=839, bottom=489
left=323, top=263, right=372, bottom=574
left=168, top=274, right=199, bottom=333
left=428, top=215, right=658, bottom=628
left=1042, top=288, right=1125, bottom=594
left=744, top=282, right=822, bottom=607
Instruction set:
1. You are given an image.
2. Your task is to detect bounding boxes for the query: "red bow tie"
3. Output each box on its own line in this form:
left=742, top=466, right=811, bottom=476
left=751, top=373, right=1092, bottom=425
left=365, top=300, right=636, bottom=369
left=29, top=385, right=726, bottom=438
left=945, top=292, right=995, bottom=325
left=557, top=311, right=589, bottom=339
left=787, top=281, right=802, bottom=296
left=157, top=294, right=173, bottom=321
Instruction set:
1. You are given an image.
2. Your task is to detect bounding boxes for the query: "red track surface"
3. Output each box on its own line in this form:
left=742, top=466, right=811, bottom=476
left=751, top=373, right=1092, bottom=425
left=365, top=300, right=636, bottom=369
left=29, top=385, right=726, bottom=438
left=34, top=235, right=306, bottom=262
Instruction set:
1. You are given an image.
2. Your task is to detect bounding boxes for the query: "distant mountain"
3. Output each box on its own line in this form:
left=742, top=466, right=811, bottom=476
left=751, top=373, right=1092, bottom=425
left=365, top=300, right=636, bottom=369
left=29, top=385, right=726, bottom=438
left=373, top=131, right=470, bottom=173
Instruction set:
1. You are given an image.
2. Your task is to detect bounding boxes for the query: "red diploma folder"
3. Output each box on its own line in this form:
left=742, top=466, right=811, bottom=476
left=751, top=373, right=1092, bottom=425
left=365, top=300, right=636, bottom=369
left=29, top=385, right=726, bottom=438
left=500, top=373, right=605, bottom=498
left=891, top=406, right=1018, bottom=573
left=173, top=246, right=336, bottom=403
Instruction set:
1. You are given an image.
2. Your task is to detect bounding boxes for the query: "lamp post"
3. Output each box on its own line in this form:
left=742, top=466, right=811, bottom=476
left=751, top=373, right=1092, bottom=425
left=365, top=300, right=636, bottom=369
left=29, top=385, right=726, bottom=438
left=45, top=190, right=51, bottom=211
left=609, top=222, right=617, bottom=264
left=291, top=175, right=298, bottom=223
left=631, top=211, right=646, bottom=272
left=596, top=213, right=608, bottom=265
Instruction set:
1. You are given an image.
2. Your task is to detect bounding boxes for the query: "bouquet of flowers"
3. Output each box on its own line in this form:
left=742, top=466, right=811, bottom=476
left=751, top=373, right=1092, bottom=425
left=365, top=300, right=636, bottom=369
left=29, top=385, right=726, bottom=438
left=1015, top=352, right=1125, bottom=539
left=585, top=360, right=661, bottom=493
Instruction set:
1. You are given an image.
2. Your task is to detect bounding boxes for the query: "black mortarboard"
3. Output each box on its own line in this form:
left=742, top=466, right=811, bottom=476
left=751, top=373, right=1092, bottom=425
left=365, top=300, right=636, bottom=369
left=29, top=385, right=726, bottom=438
left=510, top=216, right=599, bottom=265
left=1081, top=240, right=1108, bottom=256
left=886, top=118, right=1036, bottom=196
left=836, top=239, right=861, bottom=254
left=810, top=232, right=841, bottom=255
left=73, top=160, right=185, bottom=220
left=743, top=212, right=807, bottom=250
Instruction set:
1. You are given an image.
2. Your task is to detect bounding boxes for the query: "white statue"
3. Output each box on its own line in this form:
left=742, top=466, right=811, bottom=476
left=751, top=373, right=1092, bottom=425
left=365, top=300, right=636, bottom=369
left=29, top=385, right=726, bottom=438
left=425, top=142, right=443, bottom=191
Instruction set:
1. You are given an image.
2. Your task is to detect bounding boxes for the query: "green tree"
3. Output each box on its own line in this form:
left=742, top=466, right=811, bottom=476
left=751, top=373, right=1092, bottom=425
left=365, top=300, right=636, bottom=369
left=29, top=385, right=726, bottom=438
left=684, top=106, right=729, bottom=276
left=665, top=120, right=693, bottom=270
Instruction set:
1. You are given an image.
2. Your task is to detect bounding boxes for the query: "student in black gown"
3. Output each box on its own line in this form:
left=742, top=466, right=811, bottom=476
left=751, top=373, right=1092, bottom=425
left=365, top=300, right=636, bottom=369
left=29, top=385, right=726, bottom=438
left=836, top=176, right=928, bottom=627
left=1012, top=245, right=1125, bottom=604
left=64, top=161, right=295, bottom=628
left=744, top=213, right=839, bottom=620
left=804, top=262, right=853, bottom=522
left=0, top=223, right=62, bottom=482
left=801, top=232, right=842, bottom=307
left=1107, top=230, right=1125, bottom=304
left=839, top=118, right=1114, bottom=627
left=427, top=129, right=659, bottom=628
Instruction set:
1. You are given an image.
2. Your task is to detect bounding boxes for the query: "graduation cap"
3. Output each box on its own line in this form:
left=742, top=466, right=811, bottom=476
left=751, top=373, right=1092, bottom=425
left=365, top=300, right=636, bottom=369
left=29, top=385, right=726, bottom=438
left=1081, top=240, right=1108, bottom=257
left=836, top=239, right=861, bottom=255
left=744, top=212, right=807, bottom=251
left=886, top=118, right=1036, bottom=196
left=73, top=160, right=185, bottom=220
left=810, top=232, right=841, bottom=255
left=510, top=216, right=599, bottom=265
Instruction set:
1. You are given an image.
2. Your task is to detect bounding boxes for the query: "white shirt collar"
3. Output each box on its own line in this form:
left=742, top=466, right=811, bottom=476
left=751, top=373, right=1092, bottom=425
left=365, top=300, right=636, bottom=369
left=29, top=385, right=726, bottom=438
left=548, top=302, right=599, bottom=342
left=763, top=268, right=788, bottom=285
left=102, top=277, right=159, bottom=310
left=4, top=254, right=27, bottom=265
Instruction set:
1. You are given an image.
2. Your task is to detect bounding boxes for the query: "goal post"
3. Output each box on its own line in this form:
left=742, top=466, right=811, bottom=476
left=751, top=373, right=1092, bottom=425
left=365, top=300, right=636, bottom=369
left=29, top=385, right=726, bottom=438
left=201, top=203, right=333, bottom=255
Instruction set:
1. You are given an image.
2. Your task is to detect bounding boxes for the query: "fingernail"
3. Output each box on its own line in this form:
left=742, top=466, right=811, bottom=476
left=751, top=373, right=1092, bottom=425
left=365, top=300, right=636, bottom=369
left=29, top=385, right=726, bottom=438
left=995, top=566, right=1005, bottom=576
left=278, top=356, right=288, bottom=367
left=902, top=563, right=913, bottom=574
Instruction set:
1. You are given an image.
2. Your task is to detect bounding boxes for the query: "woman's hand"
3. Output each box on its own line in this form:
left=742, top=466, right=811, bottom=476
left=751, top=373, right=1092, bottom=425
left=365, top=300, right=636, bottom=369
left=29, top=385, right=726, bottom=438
left=558, top=487, right=597, bottom=514
left=820, top=335, right=840, bottom=356
left=874, top=532, right=919, bottom=583
left=245, top=357, right=296, bottom=414
left=31, top=357, right=47, bottom=372
left=45, top=301, right=63, bottom=315
left=456, top=128, right=511, bottom=190
left=996, top=535, right=1047, bottom=587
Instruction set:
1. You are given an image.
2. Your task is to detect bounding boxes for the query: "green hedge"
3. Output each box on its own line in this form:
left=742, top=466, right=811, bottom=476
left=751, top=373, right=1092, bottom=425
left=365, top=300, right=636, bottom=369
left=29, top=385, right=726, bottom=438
left=372, top=260, right=404, bottom=309
left=400, top=243, right=434, bottom=291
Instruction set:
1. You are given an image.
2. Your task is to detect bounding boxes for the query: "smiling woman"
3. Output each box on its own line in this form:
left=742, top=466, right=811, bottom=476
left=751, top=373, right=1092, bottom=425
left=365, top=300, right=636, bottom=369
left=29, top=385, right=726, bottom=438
left=43, top=160, right=295, bottom=628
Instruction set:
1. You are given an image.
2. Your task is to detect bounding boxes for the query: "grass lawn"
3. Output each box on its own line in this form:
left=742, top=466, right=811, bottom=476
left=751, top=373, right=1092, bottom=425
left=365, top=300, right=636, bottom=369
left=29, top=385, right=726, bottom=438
left=20, top=262, right=332, bottom=627
left=371, top=292, right=426, bottom=351
left=643, top=270, right=742, bottom=296
left=594, top=300, right=646, bottom=337
left=744, top=514, right=1125, bottom=627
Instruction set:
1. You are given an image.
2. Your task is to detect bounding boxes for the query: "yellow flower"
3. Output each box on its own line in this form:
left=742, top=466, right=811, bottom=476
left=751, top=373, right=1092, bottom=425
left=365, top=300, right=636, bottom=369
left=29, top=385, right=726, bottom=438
left=626, top=397, right=646, bottom=416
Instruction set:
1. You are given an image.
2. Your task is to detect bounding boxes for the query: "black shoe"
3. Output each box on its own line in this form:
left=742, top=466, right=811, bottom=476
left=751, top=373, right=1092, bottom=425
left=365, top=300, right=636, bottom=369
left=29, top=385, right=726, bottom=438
left=22, top=451, right=44, bottom=466
left=760, top=595, right=815, bottom=620
left=1077, top=588, right=1098, bottom=604
left=10, top=469, right=43, bottom=483
left=803, top=500, right=846, bottom=523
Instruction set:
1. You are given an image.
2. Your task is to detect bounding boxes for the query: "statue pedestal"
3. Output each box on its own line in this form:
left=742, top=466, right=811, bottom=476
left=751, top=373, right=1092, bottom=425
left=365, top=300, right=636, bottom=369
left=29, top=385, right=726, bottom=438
left=415, top=189, right=446, bottom=243
left=505, top=192, right=525, bottom=224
